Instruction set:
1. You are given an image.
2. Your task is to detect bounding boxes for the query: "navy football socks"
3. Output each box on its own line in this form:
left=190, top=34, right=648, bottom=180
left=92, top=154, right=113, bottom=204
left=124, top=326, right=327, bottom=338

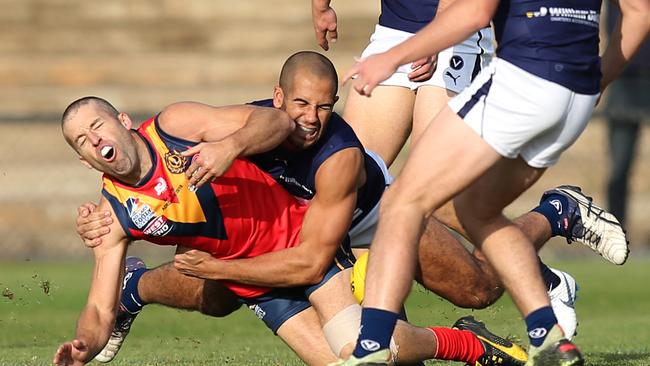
left=352, top=308, right=398, bottom=358
left=525, top=306, right=558, bottom=347
left=533, top=194, right=571, bottom=237
left=121, top=267, right=147, bottom=314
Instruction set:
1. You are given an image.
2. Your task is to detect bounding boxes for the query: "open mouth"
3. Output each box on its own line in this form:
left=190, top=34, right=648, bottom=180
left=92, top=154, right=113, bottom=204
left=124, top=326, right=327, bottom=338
left=296, top=124, right=319, bottom=139
left=99, top=144, right=116, bottom=162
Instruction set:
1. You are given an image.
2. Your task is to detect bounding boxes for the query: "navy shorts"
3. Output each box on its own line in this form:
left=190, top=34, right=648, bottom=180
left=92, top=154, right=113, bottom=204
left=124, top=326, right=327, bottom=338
left=240, top=241, right=355, bottom=333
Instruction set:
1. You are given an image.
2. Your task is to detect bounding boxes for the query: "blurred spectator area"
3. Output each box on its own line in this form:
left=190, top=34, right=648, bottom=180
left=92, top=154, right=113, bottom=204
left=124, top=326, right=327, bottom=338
left=0, top=0, right=648, bottom=260
left=0, top=0, right=377, bottom=117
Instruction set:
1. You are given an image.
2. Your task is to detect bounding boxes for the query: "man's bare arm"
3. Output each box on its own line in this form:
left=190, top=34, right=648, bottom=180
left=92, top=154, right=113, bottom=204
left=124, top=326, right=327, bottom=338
left=600, top=0, right=650, bottom=91
left=174, top=148, right=364, bottom=287
left=53, top=198, right=130, bottom=365
left=158, top=101, right=294, bottom=187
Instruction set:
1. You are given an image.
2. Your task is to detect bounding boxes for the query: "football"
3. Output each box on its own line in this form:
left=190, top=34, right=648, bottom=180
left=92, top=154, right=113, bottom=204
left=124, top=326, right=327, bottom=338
left=350, top=251, right=369, bottom=303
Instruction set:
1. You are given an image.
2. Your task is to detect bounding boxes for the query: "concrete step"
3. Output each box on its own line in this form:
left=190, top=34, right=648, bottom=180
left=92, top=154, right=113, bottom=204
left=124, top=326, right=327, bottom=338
left=0, top=17, right=374, bottom=54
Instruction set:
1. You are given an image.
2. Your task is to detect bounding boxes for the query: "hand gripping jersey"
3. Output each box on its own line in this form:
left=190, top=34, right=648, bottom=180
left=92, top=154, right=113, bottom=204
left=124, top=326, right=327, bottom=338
left=102, top=117, right=307, bottom=298
left=248, top=99, right=386, bottom=230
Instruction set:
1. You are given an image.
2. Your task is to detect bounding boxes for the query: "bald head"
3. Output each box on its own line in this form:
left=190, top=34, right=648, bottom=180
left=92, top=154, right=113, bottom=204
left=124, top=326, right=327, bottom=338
left=279, top=51, right=338, bottom=96
left=62, top=96, right=119, bottom=129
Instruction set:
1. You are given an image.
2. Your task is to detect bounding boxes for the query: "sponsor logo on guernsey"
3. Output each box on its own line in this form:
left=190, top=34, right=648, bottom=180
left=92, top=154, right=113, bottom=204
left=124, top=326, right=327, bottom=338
left=278, top=174, right=314, bottom=196
left=526, top=7, right=599, bottom=28
left=154, top=177, right=168, bottom=196
left=143, top=216, right=173, bottom=236
left=126, top=197, right=173, bottom=236
left=126, top=198, right=156, bottom=229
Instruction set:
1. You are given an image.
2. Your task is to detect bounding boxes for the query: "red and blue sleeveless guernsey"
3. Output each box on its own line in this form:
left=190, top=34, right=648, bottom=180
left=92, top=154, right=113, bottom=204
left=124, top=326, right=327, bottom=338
left=101, top=116, right=307, bottom=298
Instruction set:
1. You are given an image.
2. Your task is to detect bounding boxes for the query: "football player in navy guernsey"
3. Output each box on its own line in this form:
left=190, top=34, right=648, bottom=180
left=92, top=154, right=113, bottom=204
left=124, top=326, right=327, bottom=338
left=311, top=0, right=496, bottom=261
left=343, top=0, right=648, bottom=364
left=310, top=0, right=626, bottom=360
left=76, top=52, right=627, bottom=365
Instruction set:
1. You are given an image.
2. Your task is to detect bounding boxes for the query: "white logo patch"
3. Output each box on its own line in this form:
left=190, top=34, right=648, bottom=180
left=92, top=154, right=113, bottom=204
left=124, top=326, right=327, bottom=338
left=248, top=304, right=266, bottom=320
left=526, top=6, right=599, bottom=28
left=127, top=198, right=156, bottom=229
left=550, top=199, right=563, bottom=215
left=143, top=216, right=173, bottom=237
left=360, top=339, right=381, bottom=352
left=528, top=327, right=548, bottom=339
left=122, top=272, right=133, bottom=290
left=154, top=177, right=168, bottom=196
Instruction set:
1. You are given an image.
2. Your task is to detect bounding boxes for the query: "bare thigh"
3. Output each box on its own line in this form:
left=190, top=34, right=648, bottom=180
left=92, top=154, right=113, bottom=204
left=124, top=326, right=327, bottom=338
left=276, top=307, right=337, bottom=366
left=454, top=157, right=546, bottom=226
left=412, top=85, right=457, bottom=145
left=412, top=86, right=469, bottom=235
left=308, top=269, right=358, bottom=324
left=343, top=85, right=415, bottom=166
left=387, top=106, right=501, bottom=213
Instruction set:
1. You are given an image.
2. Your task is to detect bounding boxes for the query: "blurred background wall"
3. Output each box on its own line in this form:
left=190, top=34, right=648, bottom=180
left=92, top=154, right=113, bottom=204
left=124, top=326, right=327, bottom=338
left=0, top=0, right=648, bottom=261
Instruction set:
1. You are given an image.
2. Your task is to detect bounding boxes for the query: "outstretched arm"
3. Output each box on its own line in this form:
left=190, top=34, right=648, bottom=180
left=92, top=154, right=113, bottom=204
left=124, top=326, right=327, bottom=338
left=159, top=101, right=295, bottom=187
left=600, top=0, right=650, bottom=91
left=53, top=198, right=130, bottom=365
left=174, top=148, right=364, bottom=287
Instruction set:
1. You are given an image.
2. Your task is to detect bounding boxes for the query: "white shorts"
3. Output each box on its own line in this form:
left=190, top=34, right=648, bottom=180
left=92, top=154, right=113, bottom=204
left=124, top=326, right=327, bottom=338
left=448, top=58, right=599, bottom=168
left=360, top=24, right=495, bottom=93
left=348, top=150, right=392, bottom=248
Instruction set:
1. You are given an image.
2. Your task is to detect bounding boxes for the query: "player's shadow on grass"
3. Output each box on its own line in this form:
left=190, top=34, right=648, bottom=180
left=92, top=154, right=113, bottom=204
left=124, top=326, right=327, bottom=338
left=587, top=351, right=650, bottom=365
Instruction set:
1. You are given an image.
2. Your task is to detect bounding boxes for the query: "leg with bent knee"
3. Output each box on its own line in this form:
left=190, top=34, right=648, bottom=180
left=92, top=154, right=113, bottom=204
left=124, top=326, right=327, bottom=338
left=415, top=216, right=504, bottom=309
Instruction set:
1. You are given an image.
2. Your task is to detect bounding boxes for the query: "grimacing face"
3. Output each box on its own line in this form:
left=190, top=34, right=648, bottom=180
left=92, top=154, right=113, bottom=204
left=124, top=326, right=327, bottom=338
left=276, top=71, right=338, bottom=150
left=62, top=102, right=140, bottom=179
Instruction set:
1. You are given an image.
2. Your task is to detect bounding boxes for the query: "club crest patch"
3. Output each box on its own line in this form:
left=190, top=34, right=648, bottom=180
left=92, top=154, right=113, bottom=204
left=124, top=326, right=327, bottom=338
left=164, top=150, right=186, bottom=174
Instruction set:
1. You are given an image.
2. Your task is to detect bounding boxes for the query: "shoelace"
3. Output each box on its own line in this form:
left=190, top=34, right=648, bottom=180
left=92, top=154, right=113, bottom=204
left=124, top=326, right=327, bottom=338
left=566, top=193, right=603, bottom=248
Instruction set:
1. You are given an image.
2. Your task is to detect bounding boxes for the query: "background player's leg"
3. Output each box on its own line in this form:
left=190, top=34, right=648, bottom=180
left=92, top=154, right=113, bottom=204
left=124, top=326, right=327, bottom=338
left=342, top=85, right=414, bottom=166
left=411, top=85, right=456, bottom=146
left=415, top=216, right=504, bottom=309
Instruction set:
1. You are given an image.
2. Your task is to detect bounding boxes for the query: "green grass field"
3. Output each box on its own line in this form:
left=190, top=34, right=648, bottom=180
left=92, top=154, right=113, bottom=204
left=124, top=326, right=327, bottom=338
left=1, top=258, right=649, bottom=365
